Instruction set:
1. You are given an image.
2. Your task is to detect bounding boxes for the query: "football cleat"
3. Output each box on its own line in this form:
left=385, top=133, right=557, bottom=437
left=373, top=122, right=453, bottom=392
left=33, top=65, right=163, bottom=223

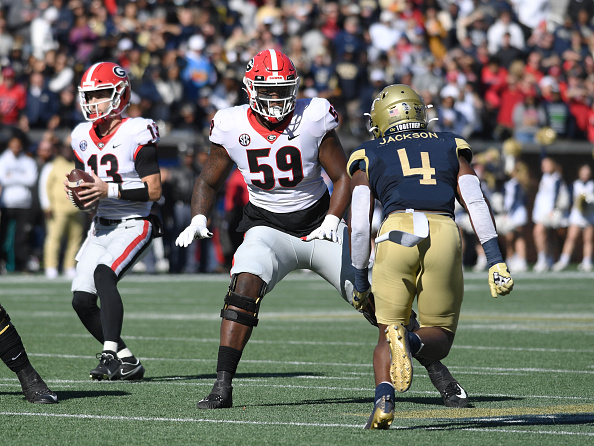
left=90, top=350, right=121, bottom=381
left=117, top=356, right=145, bottom=381
left=17, top=364, right=58, bottom=404
left=422, top=360, right=469, bottom=408
left=197, top=380, right=233, bottom=409
left=406, top=311, right=470, bottom=407
left=364, top=394, right=395, bottom=430
left=385, top=324, right=413, bottom=392
left=440, top=381, right=469, bottom=408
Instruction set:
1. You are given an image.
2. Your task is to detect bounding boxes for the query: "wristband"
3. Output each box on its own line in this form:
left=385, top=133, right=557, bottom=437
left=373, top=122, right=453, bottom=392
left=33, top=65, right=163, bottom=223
left=354, top=267, right=370, bottom=292
left=107, top=182, right=119, bottom=199
left=119, top=182, right=150, bottom=201
left=482, top=238, right=504, bottom=267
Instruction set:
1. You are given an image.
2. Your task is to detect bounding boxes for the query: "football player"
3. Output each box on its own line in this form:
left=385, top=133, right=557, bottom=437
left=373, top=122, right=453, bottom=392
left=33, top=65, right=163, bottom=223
left=67, top=62, right=163, bottom=381
left=0, top=303, right=57, bottom=403
left=176, top=50, right=469, bottom=410
left=348, top=84, right=514, bottom=429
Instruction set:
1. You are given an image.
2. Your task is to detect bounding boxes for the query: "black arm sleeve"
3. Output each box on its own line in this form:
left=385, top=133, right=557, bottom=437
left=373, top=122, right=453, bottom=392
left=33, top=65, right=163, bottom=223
left=134, top=144, right=160, bottom=178
left=75, top=157, right=84, bottom=171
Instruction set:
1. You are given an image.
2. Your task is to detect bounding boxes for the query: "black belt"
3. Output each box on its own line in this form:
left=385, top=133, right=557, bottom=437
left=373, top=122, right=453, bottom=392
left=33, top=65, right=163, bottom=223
left=96, top=216, right=146, bottom=226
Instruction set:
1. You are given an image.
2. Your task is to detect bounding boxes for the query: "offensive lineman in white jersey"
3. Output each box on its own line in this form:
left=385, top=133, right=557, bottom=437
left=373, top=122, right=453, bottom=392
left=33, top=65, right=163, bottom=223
left=67, top=62, right=163, bottom=381
left=176, top=49, right=468, bottom=410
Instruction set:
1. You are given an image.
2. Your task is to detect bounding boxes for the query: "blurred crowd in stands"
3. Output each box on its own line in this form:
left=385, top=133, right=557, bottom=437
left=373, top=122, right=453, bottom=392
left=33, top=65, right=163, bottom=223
left=1, top=0, right=594, bottom=276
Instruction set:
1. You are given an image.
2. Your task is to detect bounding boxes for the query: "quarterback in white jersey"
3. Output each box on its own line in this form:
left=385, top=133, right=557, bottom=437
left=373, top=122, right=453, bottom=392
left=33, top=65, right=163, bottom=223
left=67, top=62, right=162, bottom=382
left=176, top=49, right=468, bottom=412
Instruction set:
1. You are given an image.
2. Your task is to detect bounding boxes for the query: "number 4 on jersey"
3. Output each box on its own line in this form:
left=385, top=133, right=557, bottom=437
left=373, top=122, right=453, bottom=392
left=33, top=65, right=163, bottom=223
left=397, top=148, right=436, bottom=185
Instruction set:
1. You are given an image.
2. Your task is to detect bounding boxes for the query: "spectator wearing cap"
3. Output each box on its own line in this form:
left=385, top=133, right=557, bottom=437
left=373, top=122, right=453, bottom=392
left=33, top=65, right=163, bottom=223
left=0, top=67, right=26, bottom=126
left=544, top=83, right=572, bottom=138
left=181, top=34, right=217, bottom=103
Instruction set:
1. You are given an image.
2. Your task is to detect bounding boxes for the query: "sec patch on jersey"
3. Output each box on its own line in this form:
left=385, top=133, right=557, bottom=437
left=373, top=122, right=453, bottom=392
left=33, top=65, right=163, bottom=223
left=66, top=169, right=97, bottom=212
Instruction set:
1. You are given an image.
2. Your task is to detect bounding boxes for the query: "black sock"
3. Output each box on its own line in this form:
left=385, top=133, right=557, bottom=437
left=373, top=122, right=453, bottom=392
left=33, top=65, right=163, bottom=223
left=0, top=322, right=30, bottom=373
left=216, top=346, right=243, bottom=385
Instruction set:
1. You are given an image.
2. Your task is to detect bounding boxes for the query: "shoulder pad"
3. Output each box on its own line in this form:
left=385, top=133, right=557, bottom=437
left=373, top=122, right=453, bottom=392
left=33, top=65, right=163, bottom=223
left=347, top=149, right=368, bottom=178
left=123, top=118, right=160, bottom=146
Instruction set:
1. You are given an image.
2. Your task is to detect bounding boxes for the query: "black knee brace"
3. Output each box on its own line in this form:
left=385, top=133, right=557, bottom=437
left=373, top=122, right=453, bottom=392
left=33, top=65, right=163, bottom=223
left=220, top=275, right=266, bottom=327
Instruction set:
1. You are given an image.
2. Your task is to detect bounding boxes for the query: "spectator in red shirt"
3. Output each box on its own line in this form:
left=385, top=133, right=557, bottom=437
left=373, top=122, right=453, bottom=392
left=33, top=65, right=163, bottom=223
left=0, top=67, right=26, bottom=126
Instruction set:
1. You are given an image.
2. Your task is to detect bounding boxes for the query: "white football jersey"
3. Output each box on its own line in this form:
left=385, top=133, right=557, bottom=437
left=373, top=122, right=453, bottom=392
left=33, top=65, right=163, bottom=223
left=71, top=117, right=160, bottom=219
left=210, top=97, right=339, bottom=213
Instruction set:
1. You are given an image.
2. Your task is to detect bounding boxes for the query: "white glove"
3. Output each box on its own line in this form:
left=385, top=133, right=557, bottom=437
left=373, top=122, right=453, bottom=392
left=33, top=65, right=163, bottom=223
left=303, top=214, right=341, bottom=243
left=175, top=214, right=213, bottom=247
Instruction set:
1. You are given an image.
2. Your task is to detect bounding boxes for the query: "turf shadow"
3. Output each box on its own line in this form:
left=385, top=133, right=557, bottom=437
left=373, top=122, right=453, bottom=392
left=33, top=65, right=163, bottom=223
left=142, top=371, right=321, bottom=382
left=1, top=389, right=131, bottom=402
left=401, top=412, right=594, bottom=431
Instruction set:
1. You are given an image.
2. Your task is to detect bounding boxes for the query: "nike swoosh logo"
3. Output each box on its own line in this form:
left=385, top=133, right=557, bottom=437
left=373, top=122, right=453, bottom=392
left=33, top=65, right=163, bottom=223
left=119, top=362, right=141, bottom=377
left=288, top=135, right=299, bottom=140
left=456, top=385, right=467, bottom=399
left=113, top=144, right=121, bottom=148
left=12, top=350, right=23, bottom=361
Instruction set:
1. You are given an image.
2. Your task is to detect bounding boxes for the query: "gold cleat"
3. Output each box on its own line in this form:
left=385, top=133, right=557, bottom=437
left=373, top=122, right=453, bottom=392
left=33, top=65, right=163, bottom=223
left=363, top=395, right=395, bottom=430
left=385, top=324, right=413, bottom=392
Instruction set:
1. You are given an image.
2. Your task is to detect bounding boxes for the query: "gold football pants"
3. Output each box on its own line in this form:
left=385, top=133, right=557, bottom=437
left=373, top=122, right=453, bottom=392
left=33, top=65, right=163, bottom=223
left=372, top=213, right=463, bottom=333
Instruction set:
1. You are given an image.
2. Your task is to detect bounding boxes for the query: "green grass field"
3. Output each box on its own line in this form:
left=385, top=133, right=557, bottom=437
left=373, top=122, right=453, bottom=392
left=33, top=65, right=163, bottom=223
left=1, top=270, right=593, bottom=445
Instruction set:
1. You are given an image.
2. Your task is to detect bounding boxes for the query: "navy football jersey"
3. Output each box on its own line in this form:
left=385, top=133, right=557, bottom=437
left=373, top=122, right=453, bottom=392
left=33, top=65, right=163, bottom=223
left=347, top=131, right=472, bottom=218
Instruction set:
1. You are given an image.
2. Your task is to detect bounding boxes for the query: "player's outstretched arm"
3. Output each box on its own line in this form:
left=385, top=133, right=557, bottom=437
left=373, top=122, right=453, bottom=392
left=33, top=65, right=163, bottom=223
left=349, top=168, right=374, bottom=307
left=457, top=156, right=514, bottom=298
left=304, top=130, right=350, bottom=243
left=176, top=143, right=233, bottom=247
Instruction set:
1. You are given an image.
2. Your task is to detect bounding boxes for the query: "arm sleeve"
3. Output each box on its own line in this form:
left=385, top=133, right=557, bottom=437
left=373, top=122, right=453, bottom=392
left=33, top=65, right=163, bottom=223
left=351, top=185, right=371, bottom=270
left=134, top=144, right=160, bottom=178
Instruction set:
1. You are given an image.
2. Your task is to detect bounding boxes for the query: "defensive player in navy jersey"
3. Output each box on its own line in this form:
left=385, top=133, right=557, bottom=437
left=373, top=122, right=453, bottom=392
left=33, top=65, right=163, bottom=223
left=176, top=51, right=469, bottom=411
left=348, top=84, right=514, bottom=429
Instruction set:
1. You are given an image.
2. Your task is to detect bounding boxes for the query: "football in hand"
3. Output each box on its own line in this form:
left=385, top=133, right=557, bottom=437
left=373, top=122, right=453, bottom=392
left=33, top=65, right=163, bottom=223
left=66, top=169, right=97, bottom=212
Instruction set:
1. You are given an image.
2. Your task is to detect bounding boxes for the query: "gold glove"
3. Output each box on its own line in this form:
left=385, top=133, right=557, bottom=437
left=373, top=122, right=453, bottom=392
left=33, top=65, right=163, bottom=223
left=488, top=263, right=514, bottom=298
left=352, top=288, right=371, bottom=311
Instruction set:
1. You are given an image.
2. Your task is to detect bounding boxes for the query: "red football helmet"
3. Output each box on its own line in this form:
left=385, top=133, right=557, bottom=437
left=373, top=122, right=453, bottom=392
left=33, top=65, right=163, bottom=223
left=243, top=49, right=300, bottom=123
left=78, top=62, right=131, bottom=123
